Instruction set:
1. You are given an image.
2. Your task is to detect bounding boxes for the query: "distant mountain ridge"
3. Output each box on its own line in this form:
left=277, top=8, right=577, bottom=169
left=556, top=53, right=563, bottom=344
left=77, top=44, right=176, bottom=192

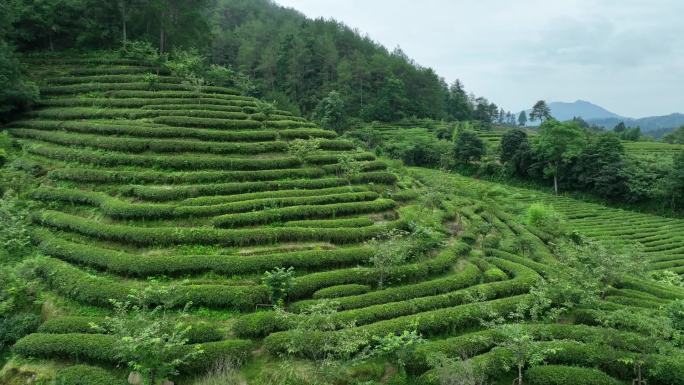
left=523, top=100, right=684, bottom=135
left=588, top=114, right=684, bottom=135
left=548, top=100, right=623, bottom=121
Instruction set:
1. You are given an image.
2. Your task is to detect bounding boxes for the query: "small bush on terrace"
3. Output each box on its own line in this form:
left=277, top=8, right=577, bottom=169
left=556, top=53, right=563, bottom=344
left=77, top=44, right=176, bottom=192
left=314, top=90, right=346, bottom=133
left=555, top=238, right=646, bottom=300
left=90, top=284, right=203, bottom=385
left=0, top=192, right=32, bottom=259
left=275, top=301, right=368, bottom=369
left=338, top=152, right=363, bottom=182
left=525, top=203, right=565, bottom=237
left=165, top=48, right=205, bottom=79
left=427, top=354, right=489, bottom=385
left=263, top=267, right=295, bottom=306
left=143, top=72, right=160, bottom=90
left=491, top=324, right=559, bottom=385
left=204, top=64, right=257, bottom=96
left=119, top=40, right=159, bottom=62
left=287, top=138, right=321, bottom=163
left=0, top=43, right=39, bottom=121
left=367, top=229, right=413, bottom=289
left=55, top=365, right=125, bottom=385
left=364, top=328, right=425, bottom=374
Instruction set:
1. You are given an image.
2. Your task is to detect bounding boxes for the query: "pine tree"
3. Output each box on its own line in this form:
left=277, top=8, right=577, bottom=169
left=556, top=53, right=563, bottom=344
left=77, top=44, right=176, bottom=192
left=518, top=111, right=528, bottom=126
left=530, top=100, right=552, bottom=124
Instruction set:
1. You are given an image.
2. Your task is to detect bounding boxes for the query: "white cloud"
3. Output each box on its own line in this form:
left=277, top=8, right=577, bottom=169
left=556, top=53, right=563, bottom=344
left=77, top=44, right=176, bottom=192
left=275, top=0, right=684, bottom=117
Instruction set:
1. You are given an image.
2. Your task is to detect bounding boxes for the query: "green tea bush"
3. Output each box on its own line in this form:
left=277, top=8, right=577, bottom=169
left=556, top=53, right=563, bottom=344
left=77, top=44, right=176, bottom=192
left=37, top=316, right=222, bottom=343
left=235, top=251, right=482, bottom=338
left=0, top=43, right=38, bottom=121
left=213, top=199, right=396, bottom=228
left=284, top=217, right=375, bottom=228
left=483, top=268, right=508, bottom=282
left=0, top=313, right=41, bottom=349
left=153, top=116, right=262, bottom=129
left=525, top=203, right=565, bottom=237
left=29, top=145, right=300, bottom=171
left=122, top=178, right=353, bottom=201
left=34, top=210, right=390, bottom=247
left=292, top=243, right=473, bottom=311
left=119, top=40, right=159, bottom=62
left=55, top=365, right=125, bottom=385
left=181, top=186, right=369, bottom=206
left=105, top=90, right=246, bottom=100
left=306, top=152, right=375, bottom=165
left=46, top=74, right=179, bottom=85
left=410, top=323, right=655, bottom=374
left=32, top=187, right=378, bottom=220
left=41, top=97, right=246, bottom=108
left=34, top=257, right=269, bottom=309
left=29, top=107, right=249, bottom=120
left=12, top=128, right=288, bottom=154
left=41, top=82, right=215, bottom=95
left=14, top=333, right=252, bottom=374
left=50, top=167, right=324, bottom=184
left=313, top=284, right=371, bottom=299
left=526, top=365, right=621, bottom=385
left=482, top=233, right=501, bottom=249
left=263, top=295, right=527, bottom=356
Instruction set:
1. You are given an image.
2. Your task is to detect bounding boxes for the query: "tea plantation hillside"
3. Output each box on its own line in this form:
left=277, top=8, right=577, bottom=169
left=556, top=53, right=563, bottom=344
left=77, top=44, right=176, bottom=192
left=1, top=54, right=684, bottom=385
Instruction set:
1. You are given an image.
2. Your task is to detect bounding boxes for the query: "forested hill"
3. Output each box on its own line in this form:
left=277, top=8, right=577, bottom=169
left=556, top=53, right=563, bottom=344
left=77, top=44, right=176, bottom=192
left=214, top=0, right=496, bottom=122
left=209, top=0, right=463, bottom=121
left=1, top=0, right=491, bottom=124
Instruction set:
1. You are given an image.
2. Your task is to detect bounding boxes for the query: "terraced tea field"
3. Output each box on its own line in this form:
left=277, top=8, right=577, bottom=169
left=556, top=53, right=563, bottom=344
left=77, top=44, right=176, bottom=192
left=430, top=170, right=684, bottom=278
left=2, top=54, right=684, bottom=385
left=623, top=141, right=684, bottom=162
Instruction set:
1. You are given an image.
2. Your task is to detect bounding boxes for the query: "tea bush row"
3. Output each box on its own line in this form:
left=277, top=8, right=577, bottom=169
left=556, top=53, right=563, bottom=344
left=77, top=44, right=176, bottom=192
left=33, top=210, right=392, bottom=246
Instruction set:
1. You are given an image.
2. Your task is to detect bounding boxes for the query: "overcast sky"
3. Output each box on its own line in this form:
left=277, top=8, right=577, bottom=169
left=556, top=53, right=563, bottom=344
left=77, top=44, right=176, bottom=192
left=275, top=0, right=683, bottom=118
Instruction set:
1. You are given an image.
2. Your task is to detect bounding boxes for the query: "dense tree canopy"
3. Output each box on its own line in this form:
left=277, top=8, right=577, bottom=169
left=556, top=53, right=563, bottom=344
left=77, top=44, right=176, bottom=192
left=0, top=0, right=501, bottom=126
left=454, top=130, right=486, bottom=164
left=663, top=126, right=684, bottom=144
left=530, top=100, right=552, bottom=124
left=536, top=119, right=587, bottom=194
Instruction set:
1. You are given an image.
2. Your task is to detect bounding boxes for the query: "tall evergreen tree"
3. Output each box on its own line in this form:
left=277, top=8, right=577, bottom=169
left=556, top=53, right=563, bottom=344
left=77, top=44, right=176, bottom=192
left=537, top=119, right=587, bottom=194
left=530, top=100, right=552, bottom=124
left=518, top=111, right=528, bottom=126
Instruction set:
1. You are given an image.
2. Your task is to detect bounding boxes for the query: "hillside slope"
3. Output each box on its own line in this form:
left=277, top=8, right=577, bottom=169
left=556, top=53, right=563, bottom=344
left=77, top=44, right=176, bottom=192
left=2, top=54, right=684, bottom=385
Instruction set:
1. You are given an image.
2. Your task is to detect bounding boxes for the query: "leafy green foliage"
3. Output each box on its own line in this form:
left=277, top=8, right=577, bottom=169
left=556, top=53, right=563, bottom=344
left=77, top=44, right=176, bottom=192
left=0, top=313, right=40, bottom=350
left=555, top=238, right=646, bottom=299
left=525, top=203, right=565, bottom=237
left=529, top=100, right=551, bottom=124
left=0, top=192, right=32, bottom=259
left=525, top=365, right=620, bottom=385
left=518, top=111, right=528, bottom=127
left=55, top=365, right=126, bottom=385
left=287, top=138, right=321, bottom=162
left=91, top=286, right=203, bottom=385
left=0, top=43, right=38, bottom=120
left=667, top=299, right=684, bottom=332
left=119, top=40, right=159, bottom=62
left=663, top=125, right=684, bottom=145
left=263, top=267, right=295, bottom=306
left=492, top=323, right=559, bottom=385
left=428, top=354, right=489, bottom=385
left=367, top=229, right=414, bottom=289
left=536, top=119, right=587, bottom=193
left=276, top=301, right=367, bottom=364
left=366, top=328, right=425, bottom=372
left=454, top=131, right=486, bottom=164
left=314, top=90, right=346, bottom=133
left=142, top=72, right=160, bottom=90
